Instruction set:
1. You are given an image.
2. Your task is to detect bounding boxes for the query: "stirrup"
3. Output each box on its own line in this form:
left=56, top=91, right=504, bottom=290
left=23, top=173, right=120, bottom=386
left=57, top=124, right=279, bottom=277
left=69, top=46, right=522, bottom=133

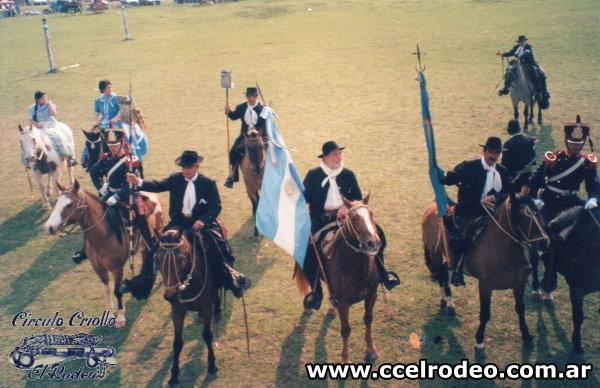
left=498, top=88, right=509, bottom=96
left=382, top=271, right=401, bottom=290
left=450, top=270, right=466, bottom=287
left=303, top=291, right=322, bottom=311
left=68, top=157, right=78, bottom=167
left=224, top=177, right=234, bottom=189
left=72, top=249, right=87, bottom=264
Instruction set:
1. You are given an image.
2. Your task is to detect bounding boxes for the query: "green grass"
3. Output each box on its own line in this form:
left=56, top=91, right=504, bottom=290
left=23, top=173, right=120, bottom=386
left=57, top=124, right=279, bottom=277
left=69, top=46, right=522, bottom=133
left=1, top=0, right=599, bottom=386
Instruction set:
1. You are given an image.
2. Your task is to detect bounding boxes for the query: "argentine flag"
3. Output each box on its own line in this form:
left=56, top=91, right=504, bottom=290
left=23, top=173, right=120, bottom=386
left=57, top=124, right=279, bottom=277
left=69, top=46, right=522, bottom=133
left=256, top=107, right=311, bottom=268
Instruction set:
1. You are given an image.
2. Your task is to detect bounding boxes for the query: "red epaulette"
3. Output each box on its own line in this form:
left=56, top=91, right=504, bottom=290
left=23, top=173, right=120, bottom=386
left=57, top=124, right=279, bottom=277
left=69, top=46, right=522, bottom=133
left=99, top=153, right=109, bottom=161
left=581, top=153, right=598, bottom=170
left=125, top=156, right=140, bottom=168
left=543, top=150, right=560, bottom=169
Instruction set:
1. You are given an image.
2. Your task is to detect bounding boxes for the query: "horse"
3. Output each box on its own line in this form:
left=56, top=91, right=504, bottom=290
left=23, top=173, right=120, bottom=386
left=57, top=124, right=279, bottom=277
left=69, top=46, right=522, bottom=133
left=422, top=194, right=549, bottom=356
left=240, top=128, right=266, bottom=241
left=549, top=208, right=600, bottom=354
left=155, top=228, right=219, bottom=386
left=81, top=127, right=106, bottom=172
left=19, top=124, right=74, bottom=209
left=44, top=180, right=164, bottom=328
left=509, top=62, right=543, bottom=131
left=296, top=195, right=381, bottom=363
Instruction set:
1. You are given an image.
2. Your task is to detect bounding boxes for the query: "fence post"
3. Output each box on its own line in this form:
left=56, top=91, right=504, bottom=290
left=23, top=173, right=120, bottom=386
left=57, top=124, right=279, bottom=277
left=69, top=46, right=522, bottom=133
left=42, top=18, right=57, bottom=73
left=121, top=4, right=131, bottom=40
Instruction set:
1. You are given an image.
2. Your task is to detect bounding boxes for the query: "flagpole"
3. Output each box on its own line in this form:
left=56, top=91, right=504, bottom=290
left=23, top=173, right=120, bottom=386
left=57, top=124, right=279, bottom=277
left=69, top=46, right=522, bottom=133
left=221, top=71, right=233, bottom=177
left=309, top=233, right=335, bottom=304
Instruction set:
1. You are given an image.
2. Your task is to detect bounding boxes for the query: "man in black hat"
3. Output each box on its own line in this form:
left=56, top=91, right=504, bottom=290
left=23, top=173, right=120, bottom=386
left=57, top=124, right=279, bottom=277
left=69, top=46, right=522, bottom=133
left=501, top=119, right=537, bottom=192
left=496, top=35, right=550, bottom=100
left=438, top=137, right=513, bottom=286
left=125, top=150, right=251, bottom=299
left=223, top=87, right=266, bottom=188
left=301, top=141, right=400, bottom=311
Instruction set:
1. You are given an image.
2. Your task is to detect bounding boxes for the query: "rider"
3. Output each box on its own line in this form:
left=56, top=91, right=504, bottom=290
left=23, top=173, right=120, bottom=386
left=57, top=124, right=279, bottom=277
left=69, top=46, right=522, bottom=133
left=501, top=119, right=537, bottom=192
left=301, top=141, right=400, bottom=311
left=223, top=87, right=266, bottom=189
left=71, top=128, right=152, bottom=263
left=125, top=150, right=251, bottom=298
left=28, top=91, right=77, bottom=167
left=438, top=137, right=513, bottom=286
left=496, top=35, right=550, bottom=100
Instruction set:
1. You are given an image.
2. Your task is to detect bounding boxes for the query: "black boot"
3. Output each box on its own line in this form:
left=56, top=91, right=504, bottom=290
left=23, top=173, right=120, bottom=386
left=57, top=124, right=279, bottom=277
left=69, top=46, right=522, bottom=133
left=449, top=244, right=466, bottom=287
left=72, top=247, right=87, bottom=264
left=224, top=163, right=240, bottom=189
left=68, top=156, right=78, bottom=167
left=303, top=281, right=323, bottom=310
left=498, top=85, right=510, bottom=96
left=375, top=253, right=400, bottom=290
left=224, top=262, right=251, bottom=298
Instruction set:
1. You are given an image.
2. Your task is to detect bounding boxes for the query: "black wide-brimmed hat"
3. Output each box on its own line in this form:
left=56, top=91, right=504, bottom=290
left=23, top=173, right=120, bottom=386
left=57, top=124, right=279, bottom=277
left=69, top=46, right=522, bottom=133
left=318, top=141, right=345, bottom=158
left=174, top=150, right=204, bottom=167
left=105, top=128, right=125, bottom=145
left=245, top=87, right=258, bottom=96
left=507, top=119, right=521, bottom=134
left=516, top=35, right=528, bottom=42
left=564, top=115, right=590, bottom=144
left=480, top=137, right=502, bottom=152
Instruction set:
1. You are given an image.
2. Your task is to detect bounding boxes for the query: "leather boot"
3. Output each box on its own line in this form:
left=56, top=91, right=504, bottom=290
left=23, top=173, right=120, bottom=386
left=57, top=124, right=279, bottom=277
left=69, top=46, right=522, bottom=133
left=375, top=253, right=400, bottom=290
left=224, top=262, right=251, bottom=298
left=72, top=247, right=87, bottom=264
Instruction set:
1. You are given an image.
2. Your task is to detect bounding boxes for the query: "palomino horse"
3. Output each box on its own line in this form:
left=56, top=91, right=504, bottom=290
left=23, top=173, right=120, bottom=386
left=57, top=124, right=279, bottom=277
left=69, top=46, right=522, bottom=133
left=296, top=195, right=381, bottom=363
left=422, top=195, right=548, bottom=356
left=19, top=124, right=74, bottom=209
left=549, top=208, right=600, bottom=354
left=509, top=63, right=543, bottom=131
left=240, top=128, right=266, bottom=241
left=44, top=180, right=163, bottom=328
left=155, top=229, right=219, bottom=386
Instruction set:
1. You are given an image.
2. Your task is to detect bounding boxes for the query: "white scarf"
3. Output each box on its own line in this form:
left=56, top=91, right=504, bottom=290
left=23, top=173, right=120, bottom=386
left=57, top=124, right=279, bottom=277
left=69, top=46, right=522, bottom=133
left=515, top=45, right=525, bottom=57
left=481, top=157, right=502, bottom=199
left=244, top=102, right=259, bottom=129
left=320, top=161, right=344, bottom=210
left=182, top=173, right=198, bottom=216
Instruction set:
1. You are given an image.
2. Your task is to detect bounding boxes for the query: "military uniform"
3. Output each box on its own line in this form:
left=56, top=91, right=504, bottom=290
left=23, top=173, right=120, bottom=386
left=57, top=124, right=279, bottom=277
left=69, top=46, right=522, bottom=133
left=498, top=35, right=549, bottom=98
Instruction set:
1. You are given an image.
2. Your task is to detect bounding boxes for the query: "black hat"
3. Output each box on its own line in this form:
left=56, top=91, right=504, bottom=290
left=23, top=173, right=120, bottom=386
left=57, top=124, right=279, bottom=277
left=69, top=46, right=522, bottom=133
left=174, top=150, right=204, bottom=167
left=105, top=128, right=125, bottom=145
left=564, top=115, right=590, bottom=144
left=480, top=137, right=502, bottom=152
left=516, top=35, right=528, bottom=42
left=245, top=87, right=258, bottom=96
left=318, top=141, right=345, bottom=158
left=507, top=119, right=521, bottom=135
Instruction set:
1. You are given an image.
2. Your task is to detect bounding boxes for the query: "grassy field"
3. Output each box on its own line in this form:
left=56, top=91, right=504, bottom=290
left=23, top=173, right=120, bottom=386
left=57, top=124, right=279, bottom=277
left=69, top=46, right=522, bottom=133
left=1, top=0, right=599, bottom=386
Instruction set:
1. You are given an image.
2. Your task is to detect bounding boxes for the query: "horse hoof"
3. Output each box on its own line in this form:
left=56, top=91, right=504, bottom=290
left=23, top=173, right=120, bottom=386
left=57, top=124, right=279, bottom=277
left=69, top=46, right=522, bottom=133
left=43, top=203, right=51, bottom=210
left=252, top=235, right=261, bottom=243
left=474, top=346, right=486, bottom=361
left=207, top=371, right=218, bottom=380
left=168, top=381, right=179, bottom=388
left=115, top=319, right=126, bottom=328
left=542, top=299, right=554, bottom=308
left=439, top=299, right=447, bottom=309
left=522, top=334, right=535, bottom=347
left=303, top=308, right=315, bottom=315
left=327, top=308, right=337, bottom=316
left=446, top=306, right=456, bottom=316
left=365, top=351, right=379, bottom=361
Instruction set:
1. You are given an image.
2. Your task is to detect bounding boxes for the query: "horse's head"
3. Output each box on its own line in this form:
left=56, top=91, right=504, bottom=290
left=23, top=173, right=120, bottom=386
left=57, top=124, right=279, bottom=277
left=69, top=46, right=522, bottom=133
left=19, top=124, right=44, bottom=162
left=244, top=128, right=266, bottom=173
left=508, top=193, right=549, bottom=249
left=341, top=193, right=381, bottom=256
left=44, top=180, right=86, bottom=235
left=155, top=228, right=193, bottom=302
left=82, top=126, right=103, bottom=143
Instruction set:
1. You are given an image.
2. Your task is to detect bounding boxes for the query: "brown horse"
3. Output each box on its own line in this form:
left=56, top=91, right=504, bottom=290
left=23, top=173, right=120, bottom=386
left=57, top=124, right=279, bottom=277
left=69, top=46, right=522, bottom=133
left=422, top=195, right=548, bottom=356
left=44, top=180, right=163, bottom=328
left=296, top=195, right=381, bottom=363
left=240, top=128, right=266, bottom=241
left=155, top=228, right=219, bottom=386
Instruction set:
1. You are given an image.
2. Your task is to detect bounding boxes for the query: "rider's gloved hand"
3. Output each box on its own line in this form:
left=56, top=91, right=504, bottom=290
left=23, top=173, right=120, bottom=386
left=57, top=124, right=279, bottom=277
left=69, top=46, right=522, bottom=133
left=99, top=183, right=109, bottom=197
left=106, top=194, right=119, bottom=206
left=533, top=199, right=544, bottom=209
left=585, top=198, right=598, bottom=210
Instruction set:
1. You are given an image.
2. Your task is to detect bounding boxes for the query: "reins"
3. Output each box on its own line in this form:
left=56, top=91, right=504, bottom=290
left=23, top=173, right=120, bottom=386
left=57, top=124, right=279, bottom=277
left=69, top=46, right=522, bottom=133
left=337, top=204, right=380, bottom=254
left=57, top=192, right=109, bottom=236
left=480, top=199, right=548, bottom=247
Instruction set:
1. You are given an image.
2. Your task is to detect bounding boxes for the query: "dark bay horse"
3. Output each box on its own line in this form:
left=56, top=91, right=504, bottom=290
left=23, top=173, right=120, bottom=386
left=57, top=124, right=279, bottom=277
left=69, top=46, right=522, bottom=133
left=296, top=195, right=381, bottom=363
left=422, top=195, right=548, bottom=356
left=155, top=229, right=219, bottom=386
left=550, top=208, right=600, bottom=354
left=510, top=62, right=543, bottom=131
left=81, top=127, right=106, bottom=172
left=240, top=128, right=266, bottom=241
left=44, top=180, right=163, bottom=328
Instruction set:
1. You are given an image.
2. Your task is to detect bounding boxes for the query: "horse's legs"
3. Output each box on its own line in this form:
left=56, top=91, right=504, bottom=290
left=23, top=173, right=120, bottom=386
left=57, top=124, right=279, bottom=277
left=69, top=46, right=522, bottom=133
left=364, top=291, right=379, bottom=360
left=113, top=269, right=126, bottom=328
left=169, top=306, right=186, bottom=387
left=537, top=101, right=543, bottom=125
left=33, top=170, right=51, bottom=209
left=523, top=104, right=529, bottom=130
left=66, top=162, right=74, bottom=185
left=513, top=283, right=533, bottom=344
left=200, top=308, right=218, bottom=378
left=475, top=286, right=492, bottom=352
left=569, top=287, right=585, bottom=354
left=530, top=248, right=541, bottom=296
left=513, top=104, right=519, bottom=121
left=251, top=195, right=260, bottom=241
left=440, top=280, right=456, bottom=315
left=95, top=266, right=116, bottom=320
left=338, top=304, right=351, bottom=363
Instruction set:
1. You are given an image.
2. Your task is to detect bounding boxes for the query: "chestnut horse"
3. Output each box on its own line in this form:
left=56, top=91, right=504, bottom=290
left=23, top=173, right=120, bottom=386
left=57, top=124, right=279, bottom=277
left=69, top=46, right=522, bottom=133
left=44, top=180, right=163, bottom=328
left=240, top=128, right=266, bottom=241
left=155, top=229, right=219, bottom=386
left=422, top=195, right=548, bottom=356
left=296, top=195, right=381, bottom=363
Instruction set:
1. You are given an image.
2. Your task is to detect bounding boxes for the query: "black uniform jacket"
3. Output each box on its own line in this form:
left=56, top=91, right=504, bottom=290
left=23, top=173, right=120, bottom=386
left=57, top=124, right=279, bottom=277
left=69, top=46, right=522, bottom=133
left=303, top=167, right=362, bottom=219
left=439, top=159, right=512, bottom=215
left=90, top=151, right=139, bottom=200
left=501, top=134, right=536, bottom=176
left=140, top=173, right=221, bottom=228
left=227, top=102, right=266, bottom=136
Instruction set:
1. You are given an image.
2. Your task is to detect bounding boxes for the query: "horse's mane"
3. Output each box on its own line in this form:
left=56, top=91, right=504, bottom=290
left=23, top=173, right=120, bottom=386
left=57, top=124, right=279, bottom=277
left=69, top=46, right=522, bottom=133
left=83, top=190, right=124, bottom=244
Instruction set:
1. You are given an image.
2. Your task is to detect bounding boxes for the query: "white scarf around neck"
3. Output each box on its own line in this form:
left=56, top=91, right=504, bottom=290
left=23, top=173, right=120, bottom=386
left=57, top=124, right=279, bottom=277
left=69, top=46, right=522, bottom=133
left=481, top=156, right=502, bottom=199
left=320, top=161, right=344, bottom=210
left=182, top=173, right=199, bottom=216
left=244, top=102, right=259, bottom=128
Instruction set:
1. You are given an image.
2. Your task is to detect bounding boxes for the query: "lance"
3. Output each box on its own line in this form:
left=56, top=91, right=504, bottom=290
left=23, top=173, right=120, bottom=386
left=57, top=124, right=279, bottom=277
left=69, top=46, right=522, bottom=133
left=221, top=71, right=234, bottom=177
left=127, top=75, right=135, bottom=274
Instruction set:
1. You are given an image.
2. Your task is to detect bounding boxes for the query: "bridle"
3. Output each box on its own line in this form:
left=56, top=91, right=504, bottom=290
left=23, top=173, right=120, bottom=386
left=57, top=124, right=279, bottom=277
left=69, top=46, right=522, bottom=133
left=20, top=127, right=46, bottom=162
left=336, top=204, right=380, bottom=255
left=244, top=129, right=265, bottom=175
left=55, top=191, right=108, bottom=236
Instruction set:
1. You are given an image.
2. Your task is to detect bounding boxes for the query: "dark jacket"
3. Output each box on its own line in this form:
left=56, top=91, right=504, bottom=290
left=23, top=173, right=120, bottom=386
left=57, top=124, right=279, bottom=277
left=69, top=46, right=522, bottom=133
left=440, top=158, right=513, bottom=215
left=140, top=173, right=221, bottom=228
left=501, top=134, right=536, bottom=176
left=227, top=102, right=266, bottom=137
left=502, top=43, right=535, bottom=64
left=303, top=167, right=362, bottom=220
left=90, top=151, right=139, bottom=201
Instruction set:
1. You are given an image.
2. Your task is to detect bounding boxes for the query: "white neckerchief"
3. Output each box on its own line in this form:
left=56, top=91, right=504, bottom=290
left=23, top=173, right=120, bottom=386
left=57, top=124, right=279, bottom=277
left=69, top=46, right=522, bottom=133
left=515, top=45, right=525, bottom=57
left=481, top=156, right=502, bottom=199
left=320, top=161, right=344, bottom=210
left=244, top=102, right=259, bottom=128
left=182, top=173, right=199, bottom=216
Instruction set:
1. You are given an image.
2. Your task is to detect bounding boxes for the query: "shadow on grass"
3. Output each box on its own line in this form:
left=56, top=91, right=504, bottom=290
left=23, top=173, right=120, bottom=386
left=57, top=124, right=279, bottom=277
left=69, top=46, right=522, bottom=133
left=275, top=313, right=309, bottom=387
left=528, top=124, right=555, bottom=156
left=1, top=236, right=81, bottom=317
left=0, top=202, right=47, bottom=257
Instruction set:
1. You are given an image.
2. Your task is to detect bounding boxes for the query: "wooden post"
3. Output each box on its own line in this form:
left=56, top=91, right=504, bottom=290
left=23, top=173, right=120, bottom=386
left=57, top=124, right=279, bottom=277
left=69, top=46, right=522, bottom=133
left=42, top=19, right=57, bottom=73
left=121, top=4, right=131, bottom=40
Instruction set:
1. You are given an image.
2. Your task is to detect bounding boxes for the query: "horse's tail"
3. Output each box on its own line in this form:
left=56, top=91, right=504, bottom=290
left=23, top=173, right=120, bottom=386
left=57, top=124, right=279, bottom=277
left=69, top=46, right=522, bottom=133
left=293, top=263, right=310, bottom=296
left=424, top=245, right=445, bottom=284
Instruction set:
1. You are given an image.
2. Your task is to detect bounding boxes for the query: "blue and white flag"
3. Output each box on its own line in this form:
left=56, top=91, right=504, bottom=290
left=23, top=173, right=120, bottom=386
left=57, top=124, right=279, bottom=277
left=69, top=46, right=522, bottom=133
left=256, top=107, right=311, bottom=268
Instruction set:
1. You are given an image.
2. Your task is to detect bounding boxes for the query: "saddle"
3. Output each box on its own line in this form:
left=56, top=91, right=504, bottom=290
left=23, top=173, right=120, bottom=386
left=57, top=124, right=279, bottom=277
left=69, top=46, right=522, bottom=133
left=313, top=221, right=339, bottom=259
left=548, top=206, right=585, bottom=241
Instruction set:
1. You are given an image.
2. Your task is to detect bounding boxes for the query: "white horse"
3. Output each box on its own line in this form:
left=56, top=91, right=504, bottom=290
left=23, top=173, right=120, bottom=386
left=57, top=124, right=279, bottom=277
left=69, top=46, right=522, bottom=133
left=510, top=63, right=542, bottom=131
left=19, top=124, right=74, bottom=209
